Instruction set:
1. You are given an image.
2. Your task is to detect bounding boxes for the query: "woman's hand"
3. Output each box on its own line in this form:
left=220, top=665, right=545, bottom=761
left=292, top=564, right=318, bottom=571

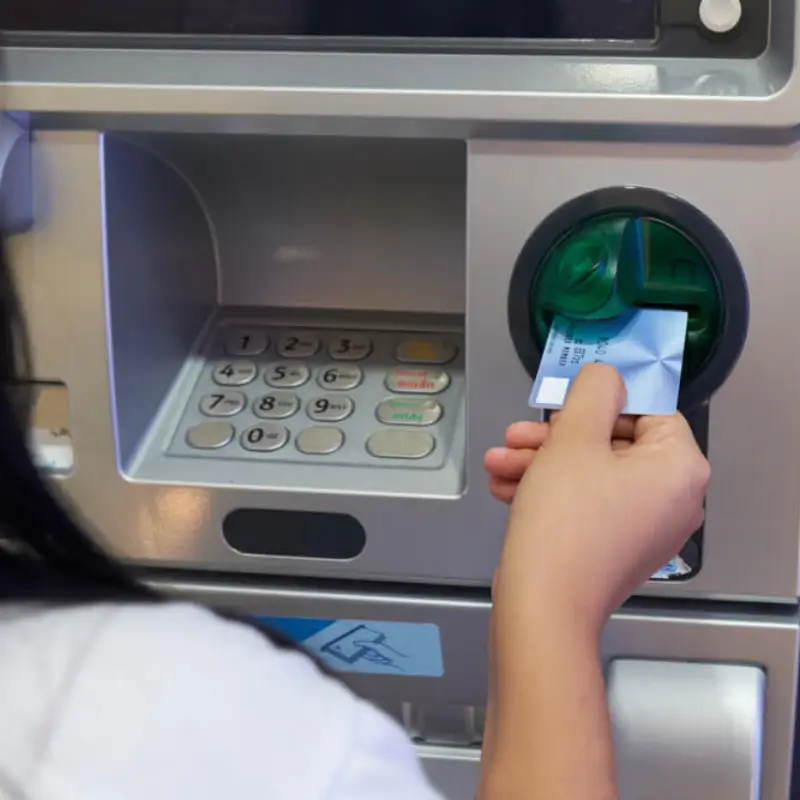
left=485, top=363, right=709, bottom=630
left=478, top=364, right=710, bottom=800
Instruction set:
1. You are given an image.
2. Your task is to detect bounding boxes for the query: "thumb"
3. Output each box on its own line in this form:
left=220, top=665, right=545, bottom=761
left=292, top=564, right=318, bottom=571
left=550, top=363, right=627, bottom=448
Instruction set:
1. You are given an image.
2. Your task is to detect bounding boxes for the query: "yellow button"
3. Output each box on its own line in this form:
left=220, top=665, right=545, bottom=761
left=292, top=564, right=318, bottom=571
left=395, top=340, right=458, bottom=365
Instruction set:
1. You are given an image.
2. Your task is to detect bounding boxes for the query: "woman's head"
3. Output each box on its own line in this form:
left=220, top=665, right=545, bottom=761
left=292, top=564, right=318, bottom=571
left=0, top=231, right=151, bottom=599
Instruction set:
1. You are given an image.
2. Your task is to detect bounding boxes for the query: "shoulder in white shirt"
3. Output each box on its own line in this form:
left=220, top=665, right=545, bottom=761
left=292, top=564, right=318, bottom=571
left=0, top=602, right=445, bottom=799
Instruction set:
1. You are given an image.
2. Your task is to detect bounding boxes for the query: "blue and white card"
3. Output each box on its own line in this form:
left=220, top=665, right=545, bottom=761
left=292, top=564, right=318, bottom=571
left=529, top=308, right=689, bottom=416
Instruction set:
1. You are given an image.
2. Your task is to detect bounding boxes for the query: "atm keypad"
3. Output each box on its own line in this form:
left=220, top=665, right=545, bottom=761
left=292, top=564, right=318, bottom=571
left=317, top=366, right=363, bottom=391
left=200, top=391, right=247, bottom=417
left=171, top=323, right=463, bottom=468
left=296, top=426, right=345, bottom=455
left=186, top=421, right=235, bottom=450
left=385, top=367, right=451, bottom=395
left=265, top=363, right=311, bottom=388
left=241, top=423, right=289, bottom=452
left=307, top=396, right=354, bottom=422
left=213, top=360, right=258, bottom=386
left=225, top=328, right=269, bottom=357
left=253, top=392, right=300, bottom=420
left=277, top=332, right=320, bottom=359
left=328, top=334, right=373, bottom=361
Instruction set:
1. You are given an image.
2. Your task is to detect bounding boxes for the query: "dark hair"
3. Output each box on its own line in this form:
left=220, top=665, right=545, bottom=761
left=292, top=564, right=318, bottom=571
left=0, top=228, right=311, bottom=653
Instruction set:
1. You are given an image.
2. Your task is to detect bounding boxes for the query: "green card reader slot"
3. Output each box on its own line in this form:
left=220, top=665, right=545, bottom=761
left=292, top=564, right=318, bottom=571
left=531, top=213, right=722, bottom=382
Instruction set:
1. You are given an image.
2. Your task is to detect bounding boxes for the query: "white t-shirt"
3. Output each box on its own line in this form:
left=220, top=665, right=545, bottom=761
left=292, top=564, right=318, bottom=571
left=0, top=602, right=446, bottom=799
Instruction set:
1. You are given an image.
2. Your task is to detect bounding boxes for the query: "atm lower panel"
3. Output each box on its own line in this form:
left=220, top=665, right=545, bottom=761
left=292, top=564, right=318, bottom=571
left=152, top=575, right=799, bottom=800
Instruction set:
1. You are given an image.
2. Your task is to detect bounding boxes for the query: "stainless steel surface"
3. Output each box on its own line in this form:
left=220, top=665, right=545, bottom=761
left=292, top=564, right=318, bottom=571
left=609, top=660, right=765, bottom=799
left=151, top=577, right=800, bottom=800
left=9, top=130, right=800, bottom=601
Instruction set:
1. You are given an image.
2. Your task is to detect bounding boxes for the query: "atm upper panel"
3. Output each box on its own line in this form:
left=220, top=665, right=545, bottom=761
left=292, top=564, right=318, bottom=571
left=1, top=0, right=768, bottom=58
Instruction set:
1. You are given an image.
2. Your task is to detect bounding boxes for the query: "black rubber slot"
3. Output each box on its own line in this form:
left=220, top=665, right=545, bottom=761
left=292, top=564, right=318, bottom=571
left=508, top=187, right=749, bottom=413
left=223, top=509, right=366, bottom=560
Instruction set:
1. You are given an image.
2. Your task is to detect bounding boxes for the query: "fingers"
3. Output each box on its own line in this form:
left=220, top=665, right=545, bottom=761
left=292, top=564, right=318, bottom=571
left=484, top=446, right=537, bottom=481
left=489, top=478, right=518, bottom=504
left=550, top=364, right=627, bottom=448
left=552, top=411, right=637, bottom=442
left=504, top=421, right=549, bottom=450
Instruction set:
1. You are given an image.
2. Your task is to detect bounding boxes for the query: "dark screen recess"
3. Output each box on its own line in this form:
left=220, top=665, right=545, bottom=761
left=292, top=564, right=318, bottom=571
left=1, top=0, right=655, bottom=40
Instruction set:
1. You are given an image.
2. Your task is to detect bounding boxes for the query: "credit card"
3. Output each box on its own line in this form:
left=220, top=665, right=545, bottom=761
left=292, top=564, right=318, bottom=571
left=529, top=308, right=689, bottom=416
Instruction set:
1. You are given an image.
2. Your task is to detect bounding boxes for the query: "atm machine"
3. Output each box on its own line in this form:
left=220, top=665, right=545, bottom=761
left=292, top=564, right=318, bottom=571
left=2, top=1, right=799, bottom=797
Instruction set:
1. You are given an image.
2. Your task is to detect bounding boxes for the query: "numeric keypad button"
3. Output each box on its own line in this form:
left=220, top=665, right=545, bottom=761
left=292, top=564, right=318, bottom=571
left=277, top=332, right=320, bottom=359
left=224, top=327, right=269, bottom=356
left=212, top=360, right=258, bottom=387
left=328, top=335, right=373, bottom=361
left=186, top=422, right=235, bottom=450
left=367, top=430, right=435, bottom=460
left=317, top=365, right=363, bottom=391
left=307, top=396, right=354, bottom=422
left=253, top=392, right=300, bottom=420
left=265, top=363, right=311, bottom=388
left=200, top=391, right=246, bottom=417
left=241, top=424, right=289, bottom=452
left=296, top=427, right=344, bottom=455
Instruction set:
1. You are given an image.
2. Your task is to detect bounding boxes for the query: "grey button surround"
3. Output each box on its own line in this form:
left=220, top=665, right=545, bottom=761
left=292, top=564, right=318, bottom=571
left=385, top=368, right=451, bottom=395
left=253, top=392, right=300, bottom=420
left=395, top=339, right=458, bottom=365
left=296, top=426, right=345, bottom=455
left=367, top=429, right=435, bottom=459
left=212, top=360, right=258, bottom=387
left=265, top=362, right=311, bottom=388
left=317, top=365, right=363, bottom=391
left=328, top=334, right=373, bottom=361
left=307, top=396, right=355, bottom=422
left=277, top=332, right=320, bottom=359
left=241, top=423, right=289, bottom=452
left=186, top=421, right=235, bottom=450
left=376, top=397, right=442, bottom=426
left=200, top=391, right=246, bottom=418
left=224, top=327, right=269, bottom=356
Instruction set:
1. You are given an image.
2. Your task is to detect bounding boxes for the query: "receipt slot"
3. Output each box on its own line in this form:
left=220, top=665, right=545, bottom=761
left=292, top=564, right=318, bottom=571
left=508, top=188, right=749, bottom=412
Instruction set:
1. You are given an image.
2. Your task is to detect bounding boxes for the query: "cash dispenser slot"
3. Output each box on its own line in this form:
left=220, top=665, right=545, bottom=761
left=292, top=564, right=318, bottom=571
left=508, top=187, right=750, bottom=581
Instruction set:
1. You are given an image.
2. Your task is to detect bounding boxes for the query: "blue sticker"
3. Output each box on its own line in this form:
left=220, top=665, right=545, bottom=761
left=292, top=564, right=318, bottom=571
left=257, top=617, right=445, bottom=677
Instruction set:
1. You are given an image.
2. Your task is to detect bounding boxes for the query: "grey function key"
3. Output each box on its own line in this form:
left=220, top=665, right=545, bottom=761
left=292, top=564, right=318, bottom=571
left=296, top=426, right=344, bottom=455
left=186, top=421, right=235, bottom=450
left=224, top=327, right=269, bottom=356
left=307, top=396, right=354, bottom=423
left=200, top=390, right=246, bottom=417
left=265, top=363, right=311, bottom=389
left=385, top=368, right=450, bottom=395
left=317, top=365, right=363, bottom=391
left=395, top=340, right=458, bottom=365
left=241, top=424, right=289, bottom=452
left=367, top=429, right=435, bottom=460
left=253, top=392, right=300, bottom=420
left=277, top=332, right=320, bottom=359
left=328, top=334, right=373, bottom=362
left=376, top=397, right=442, bottom=426
left=212, top=360, right=258, bottom=387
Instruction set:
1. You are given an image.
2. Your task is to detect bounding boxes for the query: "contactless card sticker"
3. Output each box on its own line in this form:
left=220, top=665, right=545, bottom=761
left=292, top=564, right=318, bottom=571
left=529, top=308, right=689, bottom=416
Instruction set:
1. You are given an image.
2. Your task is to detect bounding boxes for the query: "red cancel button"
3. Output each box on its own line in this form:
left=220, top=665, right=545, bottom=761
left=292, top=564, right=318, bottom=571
left=385, top=368, right=451, bottom=395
